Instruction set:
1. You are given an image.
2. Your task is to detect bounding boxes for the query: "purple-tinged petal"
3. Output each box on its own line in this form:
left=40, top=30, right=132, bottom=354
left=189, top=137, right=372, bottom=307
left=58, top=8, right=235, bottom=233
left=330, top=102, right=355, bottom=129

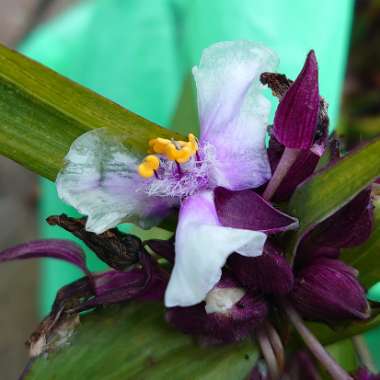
left=194, top=41, right=278, bottom=190
left=145, top=238, right=175, bottom=263
left=268, top=136, right=320, bottom=201
left=228, top=242, right=294, bottom=295
left=291, top=258, right=370, bottom=323
left=166, top=274, right=268, bottom=343
left=165, top=190, right=267, bottom=307
left=57, top=128, right=176, bottom=234
left=353, top=368, right=380, bottom=380
left=214, top=187, right=298, bottom=233
left=0, top=239, right=91, bottom=278
left=273, top=50, right=320, bottom=149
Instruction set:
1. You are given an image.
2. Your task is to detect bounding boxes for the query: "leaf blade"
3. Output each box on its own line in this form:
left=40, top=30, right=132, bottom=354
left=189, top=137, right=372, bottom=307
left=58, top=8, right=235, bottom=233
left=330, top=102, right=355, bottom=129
left=0, top=43, right=182, bottom=181
left=25, top=303, right=258, bottom=380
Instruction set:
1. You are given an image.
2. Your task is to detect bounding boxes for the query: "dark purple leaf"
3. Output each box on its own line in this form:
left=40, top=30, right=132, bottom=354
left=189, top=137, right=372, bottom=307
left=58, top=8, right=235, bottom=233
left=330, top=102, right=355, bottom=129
left=273, top=51, right=320, bottom=149
left=214, top=187, right=298, bottom=233
left=228, top=242, right=294, bottom=295
left=291, top=258, right=369, bottom=323
left=0, top=239, right=90, bottom=278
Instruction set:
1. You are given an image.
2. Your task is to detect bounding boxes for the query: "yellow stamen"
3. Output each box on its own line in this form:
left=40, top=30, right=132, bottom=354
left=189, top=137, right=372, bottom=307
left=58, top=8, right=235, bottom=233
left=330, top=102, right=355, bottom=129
left=138, top=155, right=160, bottom=178
left=143, top=155, right=160, bottom=170
left=175, top=146, right=192, bottom=164
left=188, top=133, right=198, bottom=154
left=143, top=134, right=199, bottom=170
left=149, top=137, right=172, bottom=154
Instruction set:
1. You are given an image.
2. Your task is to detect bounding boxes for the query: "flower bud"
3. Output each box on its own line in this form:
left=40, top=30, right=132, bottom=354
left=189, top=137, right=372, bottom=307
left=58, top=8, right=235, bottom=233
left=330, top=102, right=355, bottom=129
left=291, top=258, right=369, bottom=323
left=166, top=274, right=268, bottom=343
left=228, top=243, right=294, bottom=295
left=273, top=50, right=320, bottom=150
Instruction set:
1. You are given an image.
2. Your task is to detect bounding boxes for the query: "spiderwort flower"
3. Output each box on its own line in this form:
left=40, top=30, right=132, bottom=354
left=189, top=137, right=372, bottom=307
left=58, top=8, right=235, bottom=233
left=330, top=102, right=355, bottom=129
left=57, top=41, right=298, bottom=308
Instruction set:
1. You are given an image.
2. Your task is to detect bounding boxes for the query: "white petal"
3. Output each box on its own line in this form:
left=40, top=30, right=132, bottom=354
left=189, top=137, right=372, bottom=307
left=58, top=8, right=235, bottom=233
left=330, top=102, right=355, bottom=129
left=193, top=40, right=279, bottom=190
left=56, top=128, right=174, bottom=234
left=164, top=190, right=266, bottom=307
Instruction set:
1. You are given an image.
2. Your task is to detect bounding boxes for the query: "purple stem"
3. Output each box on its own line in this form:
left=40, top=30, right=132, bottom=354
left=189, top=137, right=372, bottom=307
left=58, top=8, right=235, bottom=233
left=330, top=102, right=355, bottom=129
left=281, top=300, right=353, bottom=380
left=263, top=147, right=300, bottom=201
left=256, top=327, right=280, bottom=379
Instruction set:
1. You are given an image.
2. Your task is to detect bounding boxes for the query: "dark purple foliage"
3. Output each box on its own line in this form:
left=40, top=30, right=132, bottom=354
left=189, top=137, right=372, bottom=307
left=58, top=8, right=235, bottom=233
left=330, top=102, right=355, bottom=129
left=214, top=187, right=298, bottom=233
left=0, top=239, right=91, bottom=278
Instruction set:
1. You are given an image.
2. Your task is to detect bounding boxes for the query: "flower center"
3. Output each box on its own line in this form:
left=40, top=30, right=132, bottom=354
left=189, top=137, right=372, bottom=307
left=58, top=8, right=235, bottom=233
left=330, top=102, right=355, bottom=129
left=137, top=134, right=199, bottom=178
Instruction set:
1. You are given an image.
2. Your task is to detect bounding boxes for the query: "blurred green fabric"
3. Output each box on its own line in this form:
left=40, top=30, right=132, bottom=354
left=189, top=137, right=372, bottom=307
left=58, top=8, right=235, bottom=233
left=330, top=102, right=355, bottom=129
left=22, top=0, right=380, bottom=366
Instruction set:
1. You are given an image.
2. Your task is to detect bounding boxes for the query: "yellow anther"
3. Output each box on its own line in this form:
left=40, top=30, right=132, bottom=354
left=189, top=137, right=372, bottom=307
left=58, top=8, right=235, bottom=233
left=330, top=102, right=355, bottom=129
left=137, top=155, right=160, bottom=178
left=143, top=155, right=160, bottom=170
left=149, top=137, right=172, bottom=154
left=187, top=133, right=198, bottom=153
left=175, top=146, right=193, bottom=164
left=146, top=134, right=199, bottom=165
left=138, top=164, right=154, bottom=178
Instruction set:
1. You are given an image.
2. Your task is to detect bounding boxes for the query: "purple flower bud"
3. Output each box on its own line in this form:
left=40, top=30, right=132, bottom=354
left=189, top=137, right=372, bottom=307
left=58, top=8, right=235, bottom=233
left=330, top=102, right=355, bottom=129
left=353, top=368, right=380, bottom=380
left=291, top=258, right=370, bottom=323
left=228, top=242, right=294, bottom=295
left=273, top=50, right=320, bottom=150
left=166, top=274, right=268, bottom=343
left=295, top=188, right=374, bottom=268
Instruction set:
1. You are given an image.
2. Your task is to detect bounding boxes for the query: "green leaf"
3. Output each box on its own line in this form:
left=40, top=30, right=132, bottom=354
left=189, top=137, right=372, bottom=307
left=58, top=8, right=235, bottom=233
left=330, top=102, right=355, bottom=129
left=342, top=199, right=380, bottom=289
left=285, top=138, right=380, bottom=255
left=24, top=303, right=380, bottom=379
left=309, top=312, right=380, bottom=347
left=0, top=43, right=182, bottom=181
left=25, top=303, right=258, bottom=380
